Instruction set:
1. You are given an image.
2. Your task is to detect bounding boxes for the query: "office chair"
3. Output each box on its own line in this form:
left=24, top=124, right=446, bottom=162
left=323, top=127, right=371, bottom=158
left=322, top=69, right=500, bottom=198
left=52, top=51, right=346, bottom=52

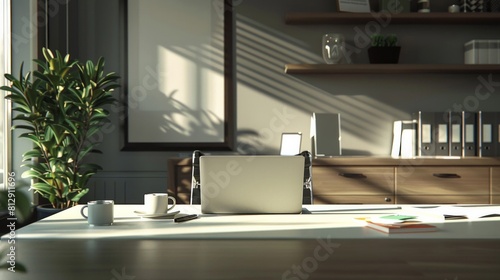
left=300, top=150, right=314, bottom=204
left=190, top=150, right=203, bottom=204
left=190, top=150, right=313, bottom=205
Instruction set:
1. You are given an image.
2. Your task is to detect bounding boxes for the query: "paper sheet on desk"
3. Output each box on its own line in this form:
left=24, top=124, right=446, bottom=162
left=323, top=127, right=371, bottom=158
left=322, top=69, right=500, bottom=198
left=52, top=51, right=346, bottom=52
left=402, top=205, right=500, bottom=221
left=302, top=205, right=401, bottom=214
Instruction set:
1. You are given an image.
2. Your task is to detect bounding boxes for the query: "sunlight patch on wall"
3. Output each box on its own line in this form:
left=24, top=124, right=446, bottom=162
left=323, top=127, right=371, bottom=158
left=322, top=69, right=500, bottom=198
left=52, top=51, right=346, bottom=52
left=158, top=45, right=196, bottom=109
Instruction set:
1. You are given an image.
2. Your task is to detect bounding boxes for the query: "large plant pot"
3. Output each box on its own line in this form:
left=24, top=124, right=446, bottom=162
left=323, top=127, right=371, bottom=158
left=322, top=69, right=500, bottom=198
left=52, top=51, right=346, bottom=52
left=36, top=204, right=63, bottom=220
left=368, top=46, right=401, bottom=64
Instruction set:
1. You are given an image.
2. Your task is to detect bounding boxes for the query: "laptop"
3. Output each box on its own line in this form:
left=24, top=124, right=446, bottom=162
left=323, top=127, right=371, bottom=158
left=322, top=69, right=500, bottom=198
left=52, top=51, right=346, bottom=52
left=200, top=155, right=305, bottom=214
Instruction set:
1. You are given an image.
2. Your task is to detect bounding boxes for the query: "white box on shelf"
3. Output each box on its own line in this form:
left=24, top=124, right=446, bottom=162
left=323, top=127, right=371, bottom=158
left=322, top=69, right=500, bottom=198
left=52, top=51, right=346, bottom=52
left=464, top=40, right=500, bottom=64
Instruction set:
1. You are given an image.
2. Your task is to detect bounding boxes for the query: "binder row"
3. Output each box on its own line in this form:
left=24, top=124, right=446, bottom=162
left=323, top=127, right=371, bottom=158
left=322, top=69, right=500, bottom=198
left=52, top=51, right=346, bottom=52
left=392, top=111, right=500, bottom=158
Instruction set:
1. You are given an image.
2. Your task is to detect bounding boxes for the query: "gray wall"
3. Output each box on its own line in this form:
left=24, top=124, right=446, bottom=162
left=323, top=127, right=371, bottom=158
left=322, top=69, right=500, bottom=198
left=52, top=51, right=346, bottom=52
left=11, top=0, right=37, bottom=193
left=10, top=0, right=500, bottom=203
left=236, top=0, right=500, bottom=156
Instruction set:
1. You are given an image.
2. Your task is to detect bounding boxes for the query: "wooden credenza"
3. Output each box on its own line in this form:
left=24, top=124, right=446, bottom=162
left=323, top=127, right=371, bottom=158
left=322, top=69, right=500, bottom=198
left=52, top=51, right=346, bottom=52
left=492, top=167, right=500, bottom=204
left=168, top=157, right=500, bottom=205
left=313, top=157, right=500, bottom=204
left=167, top=157, right=192, bottom=204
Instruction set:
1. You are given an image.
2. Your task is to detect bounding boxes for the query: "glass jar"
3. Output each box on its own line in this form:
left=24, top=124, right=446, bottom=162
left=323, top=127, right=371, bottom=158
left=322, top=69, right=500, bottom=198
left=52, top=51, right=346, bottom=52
left=322, top=33, right=346, bottom=64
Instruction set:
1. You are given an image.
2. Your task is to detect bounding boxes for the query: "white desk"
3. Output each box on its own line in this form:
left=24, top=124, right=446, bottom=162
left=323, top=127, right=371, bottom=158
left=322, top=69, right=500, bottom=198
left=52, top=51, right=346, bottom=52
left=2, top=204, right=500, bottom=280
left=6, top=204, right=500, bottom=240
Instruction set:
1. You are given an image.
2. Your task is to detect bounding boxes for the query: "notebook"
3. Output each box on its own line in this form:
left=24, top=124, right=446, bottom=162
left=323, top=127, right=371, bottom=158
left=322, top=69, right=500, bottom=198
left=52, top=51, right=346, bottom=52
left=200, top=155, right=305, bottom=214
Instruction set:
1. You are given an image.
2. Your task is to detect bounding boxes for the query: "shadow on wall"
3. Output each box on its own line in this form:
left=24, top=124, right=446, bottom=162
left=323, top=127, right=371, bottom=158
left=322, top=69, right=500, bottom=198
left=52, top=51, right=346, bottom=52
left=128, top=5, right=414, bottom=154
left=127, top=43, right=227, bottom=144
left=235, top=13, right=405, bottom=155
left=237, top=129, right=275, bottom=155
left=160, top=89, right=224, bottom=142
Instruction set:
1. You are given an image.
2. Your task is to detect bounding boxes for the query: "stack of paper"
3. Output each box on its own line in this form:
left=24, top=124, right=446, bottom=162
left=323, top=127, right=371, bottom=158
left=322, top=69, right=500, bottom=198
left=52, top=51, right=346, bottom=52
left=403, top=205, right=500, bottom=221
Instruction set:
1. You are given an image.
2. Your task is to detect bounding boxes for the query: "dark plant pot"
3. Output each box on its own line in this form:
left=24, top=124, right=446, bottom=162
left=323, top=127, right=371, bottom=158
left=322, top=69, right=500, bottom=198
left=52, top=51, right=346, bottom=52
left=36, top=204, right=63, bottom=220
left=368, top=46, right=401, bottom=64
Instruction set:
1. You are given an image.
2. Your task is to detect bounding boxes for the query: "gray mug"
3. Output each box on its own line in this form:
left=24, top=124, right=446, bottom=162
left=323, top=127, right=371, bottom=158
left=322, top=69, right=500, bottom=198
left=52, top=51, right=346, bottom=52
left=81, top=200, right=114, bottom=226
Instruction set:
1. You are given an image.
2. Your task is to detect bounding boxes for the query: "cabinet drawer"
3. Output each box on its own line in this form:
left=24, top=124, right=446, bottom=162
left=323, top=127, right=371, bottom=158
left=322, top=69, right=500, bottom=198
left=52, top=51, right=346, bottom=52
left=312, top=167, right=394, bottom=195
left=168, top=157, right=193, bottom=205
left=397, top=195, right=490, bottom=204
left=397, top=167, right=489, bottom=196
left=314, top=195, right=394, bottom=204
left=493, top=196, right=500, bottom=204
left=491, top=167, right=500, bottom=196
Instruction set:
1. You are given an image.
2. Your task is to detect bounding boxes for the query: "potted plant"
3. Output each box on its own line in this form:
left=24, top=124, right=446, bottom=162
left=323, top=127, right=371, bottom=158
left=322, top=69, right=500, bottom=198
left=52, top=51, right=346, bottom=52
left=1, top=48, right=120, bottom=214
left=367, top=33, right=401, bottom=64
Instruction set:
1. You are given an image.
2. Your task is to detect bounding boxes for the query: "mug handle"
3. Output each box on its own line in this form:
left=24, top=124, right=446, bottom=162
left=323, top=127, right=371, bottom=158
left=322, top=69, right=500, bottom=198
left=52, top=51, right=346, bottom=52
left=80, top=205, right=89, bottom=219
left=167, top=196, right=177, bottom=211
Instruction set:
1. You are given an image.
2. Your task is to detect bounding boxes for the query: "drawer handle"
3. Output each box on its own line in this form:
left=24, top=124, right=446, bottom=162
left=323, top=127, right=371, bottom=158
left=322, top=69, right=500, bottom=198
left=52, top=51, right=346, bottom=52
left=339, top=173, right=367, bottom=179
left=432, top=173, right=461, bottom=179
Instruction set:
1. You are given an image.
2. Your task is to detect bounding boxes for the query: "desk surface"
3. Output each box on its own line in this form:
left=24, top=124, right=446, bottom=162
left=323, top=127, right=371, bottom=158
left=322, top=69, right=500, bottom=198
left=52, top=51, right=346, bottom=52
left=5, top=204, right=500, bottom=240
left=2, top=204, right=500, bottom=280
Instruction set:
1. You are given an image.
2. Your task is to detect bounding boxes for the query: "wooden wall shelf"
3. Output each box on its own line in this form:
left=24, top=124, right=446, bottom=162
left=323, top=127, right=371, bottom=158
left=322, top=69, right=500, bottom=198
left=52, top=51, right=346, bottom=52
left=284, top=13, right=500, bottom=75
left=285, top=12, right=500, bottom=25
left=284, top=64, right=500, bottom=74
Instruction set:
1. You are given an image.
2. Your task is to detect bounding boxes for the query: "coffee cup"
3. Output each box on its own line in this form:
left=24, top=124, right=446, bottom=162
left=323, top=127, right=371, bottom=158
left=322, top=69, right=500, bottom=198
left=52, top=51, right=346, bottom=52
left=144, top=193, right=176, bottom=214
left=80, top=200, right=114, bottom=226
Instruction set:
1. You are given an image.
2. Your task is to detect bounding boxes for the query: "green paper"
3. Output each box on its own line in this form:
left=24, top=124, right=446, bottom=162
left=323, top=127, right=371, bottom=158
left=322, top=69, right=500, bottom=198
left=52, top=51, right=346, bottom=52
left=379, top=215, right=417, bottom=221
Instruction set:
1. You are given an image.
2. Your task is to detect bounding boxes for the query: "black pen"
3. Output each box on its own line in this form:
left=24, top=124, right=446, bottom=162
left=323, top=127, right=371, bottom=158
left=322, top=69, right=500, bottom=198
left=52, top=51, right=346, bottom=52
left=174, top=214, right=199, bottom=223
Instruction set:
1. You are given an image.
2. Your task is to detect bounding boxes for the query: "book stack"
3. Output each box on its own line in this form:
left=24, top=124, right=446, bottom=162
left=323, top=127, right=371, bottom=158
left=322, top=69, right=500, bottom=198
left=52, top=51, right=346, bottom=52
left=356, top=215, right=437, bottom=234
left=391, top=111, right=500, bottom=157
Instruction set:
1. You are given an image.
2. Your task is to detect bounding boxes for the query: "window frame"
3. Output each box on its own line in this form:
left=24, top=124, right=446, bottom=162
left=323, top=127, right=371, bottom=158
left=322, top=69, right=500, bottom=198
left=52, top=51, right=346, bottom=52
left=1, top=0, right=12, bottom=191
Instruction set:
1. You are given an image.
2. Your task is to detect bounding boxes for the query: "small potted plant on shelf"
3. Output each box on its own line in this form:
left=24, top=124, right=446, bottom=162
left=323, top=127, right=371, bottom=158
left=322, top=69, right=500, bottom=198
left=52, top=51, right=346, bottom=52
left=1, top=48, right=120, bottom=217
left=367, top=33, right=401, bottom=64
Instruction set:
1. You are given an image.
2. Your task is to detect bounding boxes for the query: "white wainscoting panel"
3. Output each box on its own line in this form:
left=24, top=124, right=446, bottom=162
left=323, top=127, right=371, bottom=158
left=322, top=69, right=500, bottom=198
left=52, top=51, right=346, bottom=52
left=83, top=172, right=168, bottom=204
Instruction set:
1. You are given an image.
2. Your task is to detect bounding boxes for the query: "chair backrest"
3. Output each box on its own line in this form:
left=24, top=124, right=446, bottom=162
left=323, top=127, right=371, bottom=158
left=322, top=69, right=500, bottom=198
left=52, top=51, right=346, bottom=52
left=190, top=150, right=313, bottom=205
left=300, top=150, right=313, bottom=204
left=190, top=150, right=204, bottom=204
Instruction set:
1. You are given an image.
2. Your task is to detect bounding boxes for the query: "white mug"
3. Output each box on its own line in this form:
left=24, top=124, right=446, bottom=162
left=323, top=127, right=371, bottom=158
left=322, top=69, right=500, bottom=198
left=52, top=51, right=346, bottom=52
left=81, top=200, right=114, bottom=226
left=144, top=193, right=176, bottom=214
